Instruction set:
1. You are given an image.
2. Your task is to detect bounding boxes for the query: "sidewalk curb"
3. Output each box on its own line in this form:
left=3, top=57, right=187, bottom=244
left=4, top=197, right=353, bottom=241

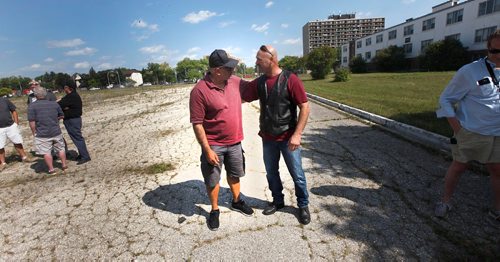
left=307, top=93, right=450, bottom=153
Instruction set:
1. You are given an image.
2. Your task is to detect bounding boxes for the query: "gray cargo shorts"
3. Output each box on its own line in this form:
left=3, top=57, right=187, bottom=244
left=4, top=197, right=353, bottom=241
left=200, top=142, right=245, bottom=187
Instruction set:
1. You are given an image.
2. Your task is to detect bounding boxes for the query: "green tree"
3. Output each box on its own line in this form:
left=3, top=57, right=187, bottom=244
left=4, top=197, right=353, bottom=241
left=159, top=63, right=176, bottom=83
left=144, top=63, right=161, bottom=84
left=54, top=72, right=72, bottom=90
left=418, top=38, right=469, bottom=71
left=0, top=87, right=12, bottom=97
left=279, top=56, right=305, bottom=74
left=175, top=58, right=207, bottom=82
left=305, top=46, right=337, bottom=79
left=349, top=56, right=368, bottom=73
left=372, top=45, right=407, bottom=72
left=334, top=68, right=351, bottom=82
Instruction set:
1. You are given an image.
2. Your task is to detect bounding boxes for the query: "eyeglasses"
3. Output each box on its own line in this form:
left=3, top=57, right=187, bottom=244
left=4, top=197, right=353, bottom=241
left=489, top=48, right=500, bottom=54
left=260, top=45, right=273, bottom=57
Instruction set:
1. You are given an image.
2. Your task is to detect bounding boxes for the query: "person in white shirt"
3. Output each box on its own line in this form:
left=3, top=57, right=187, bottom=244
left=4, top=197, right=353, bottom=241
left=435, top=29, right=500, bottom=226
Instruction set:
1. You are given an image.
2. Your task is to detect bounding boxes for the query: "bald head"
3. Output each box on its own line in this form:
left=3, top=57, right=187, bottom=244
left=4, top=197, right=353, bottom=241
left=260, top=45, right=278, bottom=61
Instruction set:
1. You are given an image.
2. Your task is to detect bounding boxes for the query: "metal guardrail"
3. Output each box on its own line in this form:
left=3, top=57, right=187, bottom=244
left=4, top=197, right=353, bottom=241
left=307, top=93, right=451, bottom=154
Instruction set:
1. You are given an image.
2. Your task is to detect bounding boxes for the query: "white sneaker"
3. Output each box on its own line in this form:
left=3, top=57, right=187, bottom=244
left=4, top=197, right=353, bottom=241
left=434, top=202, right=452, bottom=218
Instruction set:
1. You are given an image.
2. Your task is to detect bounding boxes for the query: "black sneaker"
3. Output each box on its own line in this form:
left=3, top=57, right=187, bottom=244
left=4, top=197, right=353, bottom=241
left=298, top=206, right=311, bottom=225
left=77, top=158, right=91, bottom=165
left=230, top=199, right=254, bottom=216
left=208, top=209, right=220, bottom=231
left=262, top=202, right=285, bottom=215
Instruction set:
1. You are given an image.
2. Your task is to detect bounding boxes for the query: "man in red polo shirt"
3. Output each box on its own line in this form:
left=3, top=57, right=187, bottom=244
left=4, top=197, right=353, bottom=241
left=189, top=49, right=254, bottom=231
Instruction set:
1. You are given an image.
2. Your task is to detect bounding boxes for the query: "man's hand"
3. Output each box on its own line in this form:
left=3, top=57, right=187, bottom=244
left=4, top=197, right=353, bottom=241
left=205, top=148, right=220, bottom=166
left=288, top=133, right=301, bottom=151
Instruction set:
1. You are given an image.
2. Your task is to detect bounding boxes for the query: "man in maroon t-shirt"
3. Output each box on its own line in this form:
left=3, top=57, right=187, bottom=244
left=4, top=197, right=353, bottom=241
left=241, top=45, right=311, bottom=225
left=189, top=49, right=254, bottom=231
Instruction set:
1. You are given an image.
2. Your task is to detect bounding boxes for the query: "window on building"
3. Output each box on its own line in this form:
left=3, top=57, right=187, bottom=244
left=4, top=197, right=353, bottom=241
left=343, top=46, right=347, bottom=52
left=404, top=24, right=414, bottom=36
left=446, top=9, right=463, bottom=25
left=366, top=38, right=372, bottom=46
left=445, top=33, right=461, bottom=41
left=365, top=52, right=371, bottom=60
left=405, top=37, right=411, bottom=43
left=475, top=26, right=497, bottom=42
left=388, top=30, right=397, bottom=40
left=478, top=0, right=500, bottom=16
left=375, top=49, right=382, bottom=56
left=422, top=18, right=435, bottom=31
left=343, top=57, right=347, bottom=63
left=357, top=41, right=362, bottom=48
left=421, top=39, right=433, bottom=52
left=376, top=34, right=383, bottom=43
left=403, top=43, right=412, bottom=54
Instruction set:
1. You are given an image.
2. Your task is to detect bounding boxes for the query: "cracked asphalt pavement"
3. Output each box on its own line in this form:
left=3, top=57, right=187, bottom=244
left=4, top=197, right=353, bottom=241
left=0, top=86, right=498, bottom=260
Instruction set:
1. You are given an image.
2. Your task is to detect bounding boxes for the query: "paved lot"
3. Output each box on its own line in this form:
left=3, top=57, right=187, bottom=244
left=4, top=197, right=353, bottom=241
left=0, top=86, right=498, bottom=260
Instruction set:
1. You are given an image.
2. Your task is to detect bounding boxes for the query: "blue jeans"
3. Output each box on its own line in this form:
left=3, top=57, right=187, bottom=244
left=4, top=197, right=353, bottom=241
left=262, top=139, right=309, bottom=208
left=63, top=117, right=90, bottom=160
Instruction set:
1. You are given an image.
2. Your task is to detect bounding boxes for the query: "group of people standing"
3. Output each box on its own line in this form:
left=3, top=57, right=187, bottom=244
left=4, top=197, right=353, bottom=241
left=189, top=45, right=310, bottom=230
left=191, top=29, right=500, bottom=231
left=0, top=80, right=90, bottom=175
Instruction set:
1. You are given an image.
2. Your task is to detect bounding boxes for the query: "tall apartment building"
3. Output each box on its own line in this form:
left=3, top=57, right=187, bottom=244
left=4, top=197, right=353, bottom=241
left=341, top=0, right=499, bottom=68
left=302, top=14, right=385, bottom=55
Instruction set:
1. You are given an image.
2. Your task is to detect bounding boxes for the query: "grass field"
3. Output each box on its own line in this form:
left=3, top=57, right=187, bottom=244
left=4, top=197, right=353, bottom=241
left=301, top=72, right=456, bottom=137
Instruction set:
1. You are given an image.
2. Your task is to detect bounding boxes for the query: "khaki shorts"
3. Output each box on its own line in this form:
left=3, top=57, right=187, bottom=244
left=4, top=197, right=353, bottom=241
left=451, top=128, right=500, bottom=164
left=34, top=134, right=65, bottom=155
left=0, top=123, right=23, bottom=148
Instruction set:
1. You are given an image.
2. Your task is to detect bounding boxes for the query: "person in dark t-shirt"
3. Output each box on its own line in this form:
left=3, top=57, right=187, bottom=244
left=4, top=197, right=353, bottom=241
left=0, top=97, right=34, bottom=171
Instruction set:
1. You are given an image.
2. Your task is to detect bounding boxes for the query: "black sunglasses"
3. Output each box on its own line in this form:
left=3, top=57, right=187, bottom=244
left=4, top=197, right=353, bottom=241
left=260, top=45, right=273, bottom=57
left=489, top=48, right=500, bottom=54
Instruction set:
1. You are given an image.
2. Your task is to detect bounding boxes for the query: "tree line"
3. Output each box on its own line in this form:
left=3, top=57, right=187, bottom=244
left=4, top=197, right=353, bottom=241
left=0, top=38, right=471, bottom=94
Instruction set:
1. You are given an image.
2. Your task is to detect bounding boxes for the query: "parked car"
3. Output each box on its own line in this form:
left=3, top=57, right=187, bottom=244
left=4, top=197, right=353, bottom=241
left=143, top=82, right=152, bottom=86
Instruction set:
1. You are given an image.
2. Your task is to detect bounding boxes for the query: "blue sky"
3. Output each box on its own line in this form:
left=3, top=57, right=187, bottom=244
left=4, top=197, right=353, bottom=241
left=0, top=0, right=446, bottom=78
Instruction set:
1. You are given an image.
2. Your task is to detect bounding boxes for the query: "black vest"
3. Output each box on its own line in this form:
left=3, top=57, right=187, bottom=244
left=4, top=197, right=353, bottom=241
left=257, top=70, right=297, bottom=136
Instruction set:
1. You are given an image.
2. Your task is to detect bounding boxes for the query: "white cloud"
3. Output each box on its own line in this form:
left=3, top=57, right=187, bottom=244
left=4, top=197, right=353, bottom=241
left=97, top=63, right=113, bottom=70
left=131, top=19, right=159, bottom=32
left=74, top=61, right=90, bottom=69
left=265, top=1, right=274, bottom=8
left=44, top=57, right=54, bottom=62
left=187, top=47, right=201, bottom=54
left=281, top=24, right=289, bottom=28
left=140, top=45, right=166, bottom=54
left=65, top=47, right=97, bottom=56
left=131, top=19, right=148, bottom=28
left=47, top=38, right=84, bottom=48
left=223, top=46, right=241, bottom=55
left=356, top=12, right=373, bottom=18
left=148, top=24, right=159, bottom=32
left=251, top=22, right=270, bottom=33
left=283, top=38, right=301, bottom=45
left=183, top=10, right=217, bottom=24
left=30, top=64, right=41, bottom=69
left=219, top=21, right=235, bottom=28
left=402, top=0, right=416, bottom=4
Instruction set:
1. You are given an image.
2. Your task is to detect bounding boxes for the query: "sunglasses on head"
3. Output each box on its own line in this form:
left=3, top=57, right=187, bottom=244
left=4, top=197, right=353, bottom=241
left=489, top=48, right=500, bottom=54
left=260, top=45, right=273, bottom=57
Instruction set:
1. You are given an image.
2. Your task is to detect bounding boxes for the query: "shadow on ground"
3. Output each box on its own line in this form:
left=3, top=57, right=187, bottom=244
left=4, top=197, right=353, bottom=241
left=302, top=122, right=500, bottom=260
left=142, top=179, right=268, bottom=219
